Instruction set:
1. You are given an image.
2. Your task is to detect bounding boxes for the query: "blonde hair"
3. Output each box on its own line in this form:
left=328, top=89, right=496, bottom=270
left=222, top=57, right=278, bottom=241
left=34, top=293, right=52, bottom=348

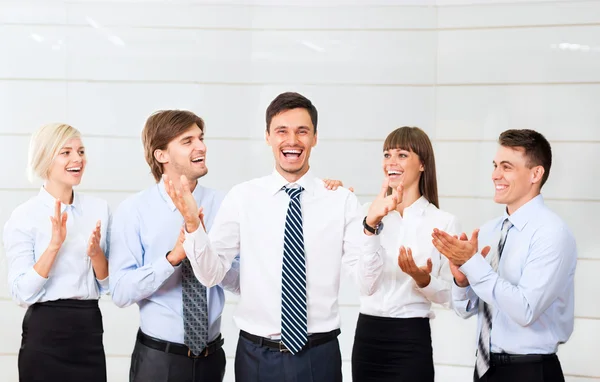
left=27, top=123, right=81, bottom=182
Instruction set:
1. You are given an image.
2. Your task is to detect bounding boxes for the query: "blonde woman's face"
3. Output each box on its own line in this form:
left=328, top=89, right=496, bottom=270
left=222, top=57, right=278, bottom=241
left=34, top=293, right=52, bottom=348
left=47, top=137, right=86, bottom=186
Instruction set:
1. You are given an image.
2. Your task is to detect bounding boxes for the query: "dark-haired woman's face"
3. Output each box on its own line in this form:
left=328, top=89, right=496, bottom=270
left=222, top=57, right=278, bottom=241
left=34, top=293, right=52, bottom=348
left=382, top=148, right=423, bottom=192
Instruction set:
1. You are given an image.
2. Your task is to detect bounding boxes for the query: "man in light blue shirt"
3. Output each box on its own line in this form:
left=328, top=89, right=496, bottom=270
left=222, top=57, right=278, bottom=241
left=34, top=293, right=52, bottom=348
left=432, top=129, right=576, bottom=382
left=109, top=110, right=239, bottom=382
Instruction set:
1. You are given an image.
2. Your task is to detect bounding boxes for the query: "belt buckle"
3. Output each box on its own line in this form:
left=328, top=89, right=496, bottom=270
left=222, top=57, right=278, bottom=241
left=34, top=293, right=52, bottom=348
left=187, top=348, right=209, bottom=358
left=279, top=341, right=290, bottom=353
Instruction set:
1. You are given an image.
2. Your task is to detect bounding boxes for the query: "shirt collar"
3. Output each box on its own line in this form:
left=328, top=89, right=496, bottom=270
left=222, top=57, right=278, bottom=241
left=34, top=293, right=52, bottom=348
left=38, top=186, right=83, bottom=214
left=503, top=194, right=544, bottom=231
left=157, top=177, right=205, bottom=212
left=403, top=196, right=429, bottom=217
left=268, top=168, right=316, bottom=196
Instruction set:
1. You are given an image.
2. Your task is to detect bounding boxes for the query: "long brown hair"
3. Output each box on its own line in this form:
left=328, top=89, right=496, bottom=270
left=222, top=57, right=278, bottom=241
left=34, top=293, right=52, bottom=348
left=383, top=127, right=439, bottom=208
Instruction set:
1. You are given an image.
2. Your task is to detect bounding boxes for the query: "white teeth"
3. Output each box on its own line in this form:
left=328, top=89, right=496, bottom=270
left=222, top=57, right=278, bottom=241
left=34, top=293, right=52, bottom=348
left=66, top=167, right=81, bottom=171
left=282, top=150, right=301, bottom=154
left=191, top=157, right=204, bottom=162
left=388, top=171, right=402, bottom=175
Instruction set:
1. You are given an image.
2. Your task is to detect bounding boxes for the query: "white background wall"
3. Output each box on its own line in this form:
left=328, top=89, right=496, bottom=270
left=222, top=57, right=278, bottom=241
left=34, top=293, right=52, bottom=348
left=1, top=0, right=599, bottom=380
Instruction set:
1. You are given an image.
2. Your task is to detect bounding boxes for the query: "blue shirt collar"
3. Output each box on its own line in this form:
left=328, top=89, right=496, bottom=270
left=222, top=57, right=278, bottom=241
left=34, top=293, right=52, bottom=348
left=503, top=194, right=544, bottom=232
left=157, top=177, right=205, bottom=212
left=38, top=186, right=82, bottom=214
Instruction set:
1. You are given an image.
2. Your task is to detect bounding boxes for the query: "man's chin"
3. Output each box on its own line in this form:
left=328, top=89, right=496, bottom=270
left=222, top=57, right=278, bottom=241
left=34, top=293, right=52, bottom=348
left=189, top=168, right=208, bottom=181
left=279, top=164, right=306, bottom=174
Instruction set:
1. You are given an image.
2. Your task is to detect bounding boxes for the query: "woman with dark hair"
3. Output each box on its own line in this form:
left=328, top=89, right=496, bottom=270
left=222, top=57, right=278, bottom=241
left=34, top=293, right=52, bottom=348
left=352, top=126, right=460, bottom=382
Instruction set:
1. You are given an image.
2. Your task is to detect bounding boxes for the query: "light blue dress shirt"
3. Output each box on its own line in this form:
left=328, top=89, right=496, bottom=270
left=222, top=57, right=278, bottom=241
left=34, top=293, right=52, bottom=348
left=109, top=180, right=239, bottom=344
left=3, top=187, right=111, bottom=307
left=452, top=194, right=577, bottom=354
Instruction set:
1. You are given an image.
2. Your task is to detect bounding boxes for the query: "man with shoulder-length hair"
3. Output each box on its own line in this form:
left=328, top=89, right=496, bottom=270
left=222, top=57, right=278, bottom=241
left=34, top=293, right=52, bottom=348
left=109, top=110, right=239, bottom=382
left=432, top=129, right=577, bottom=382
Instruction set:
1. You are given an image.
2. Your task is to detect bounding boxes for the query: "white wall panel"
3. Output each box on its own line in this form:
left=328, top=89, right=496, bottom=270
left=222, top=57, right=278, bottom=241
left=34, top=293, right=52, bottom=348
left=435, top=84, right=600, bottom=142
left=438, top=1, right=600, bottom=28
left=438, top=26, right=600, bottom=84
left=0, top=81, right=67, bottom=134
left=65, top=27, right=436, bottom=84
left=66, top=2, right=436, bottom=30
left=0, top=1, right=66, bottom=24
left=0, top=26, right=67, bottom=79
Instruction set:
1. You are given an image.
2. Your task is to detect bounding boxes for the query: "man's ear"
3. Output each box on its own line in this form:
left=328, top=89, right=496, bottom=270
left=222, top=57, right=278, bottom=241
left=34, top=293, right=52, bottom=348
left=531, top=165, right=544, bottom=185
left=154, top=149, right=168, bottom=164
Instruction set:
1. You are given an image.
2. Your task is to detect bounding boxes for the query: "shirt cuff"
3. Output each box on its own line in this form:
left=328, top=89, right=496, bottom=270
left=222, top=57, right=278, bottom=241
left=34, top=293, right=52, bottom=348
left=184, top=224, right=209, bottom=247
left=96, top=276, right=110, bottom=294
left=21, top=268, right=49, bottom=297
left=154, top=251, right=176, bottom=280
left=417, top=275, right=442, bottom=299
left=452, top=282, right=471, bottom=300
left=362, top=233, right=381, bottom=252
left=459, top=253, right=492, bottom=285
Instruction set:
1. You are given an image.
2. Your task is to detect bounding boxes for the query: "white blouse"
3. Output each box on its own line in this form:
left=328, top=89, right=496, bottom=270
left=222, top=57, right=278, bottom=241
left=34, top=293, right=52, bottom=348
left=3, top=187, right=111, bottom=307
left=358, top=196, right=460, bottom=319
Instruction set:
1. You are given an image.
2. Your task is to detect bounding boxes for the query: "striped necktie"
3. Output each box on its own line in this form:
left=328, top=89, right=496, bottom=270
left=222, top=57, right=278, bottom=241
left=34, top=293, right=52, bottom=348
left=280, top=185, right=308, bottom=355
left=476, top=218, right=513, bottom=378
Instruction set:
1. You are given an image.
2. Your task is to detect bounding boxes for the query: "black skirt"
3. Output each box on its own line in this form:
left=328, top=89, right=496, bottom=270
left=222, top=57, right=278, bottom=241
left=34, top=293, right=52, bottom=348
left=351, top=313, right=434, bottom=382
left=18, top=299, right=107, bottom=382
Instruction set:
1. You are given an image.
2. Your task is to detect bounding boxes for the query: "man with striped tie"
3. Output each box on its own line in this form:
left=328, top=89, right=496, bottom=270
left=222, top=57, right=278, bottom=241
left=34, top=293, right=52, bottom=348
left=431, top=129, right=577, bottom=382
left=165, top=92, right=379, bottom=381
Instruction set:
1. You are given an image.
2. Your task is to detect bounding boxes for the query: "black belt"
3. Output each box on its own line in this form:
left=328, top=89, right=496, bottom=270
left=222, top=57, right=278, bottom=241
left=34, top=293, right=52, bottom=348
left=240, top=329, right=341, bottom=353
left=137, top=329, right=224, bottom=358
left=491, top=353, right=557, bottom=365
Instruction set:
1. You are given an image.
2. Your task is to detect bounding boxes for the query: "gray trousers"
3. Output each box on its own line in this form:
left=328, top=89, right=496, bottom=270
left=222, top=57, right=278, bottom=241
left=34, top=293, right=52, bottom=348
left=129, top=338, right=226, bottom=382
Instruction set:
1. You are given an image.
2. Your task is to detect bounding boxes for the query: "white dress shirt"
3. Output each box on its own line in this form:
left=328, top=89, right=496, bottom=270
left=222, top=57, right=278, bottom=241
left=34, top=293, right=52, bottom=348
left=452, top=195, right=577, bottom=354
left=3, top=187, right=110, bottom=307
left=358, top=196, right=459, bottom=318
left=183, top=169, right=379, bottom=337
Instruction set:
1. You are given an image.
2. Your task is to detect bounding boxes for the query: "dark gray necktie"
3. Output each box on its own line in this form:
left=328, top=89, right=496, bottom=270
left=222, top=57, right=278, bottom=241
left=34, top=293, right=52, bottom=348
left=476, top=218, right=513, bottom=377
left=182, top=258, right=209, bottom=355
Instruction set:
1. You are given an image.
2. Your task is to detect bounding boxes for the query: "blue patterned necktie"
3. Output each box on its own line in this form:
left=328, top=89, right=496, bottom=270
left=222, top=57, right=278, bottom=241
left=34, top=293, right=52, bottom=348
left=280, top=185, right=308, bottom=355
left=182, top=257, right=209, bottom=355
left=476, top=218, right=513, bottom=377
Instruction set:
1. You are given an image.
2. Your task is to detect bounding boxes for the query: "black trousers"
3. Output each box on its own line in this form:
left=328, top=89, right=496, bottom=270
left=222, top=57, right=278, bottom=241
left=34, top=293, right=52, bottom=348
left=352, top=314, right=434, bottom=382
left=475, top=353, right=565, bottom=382
left=129, top=331, right=226, bottom=382
left=18, top=299, right=106, bottom=382
left=234, top=331, right=342, bottom=382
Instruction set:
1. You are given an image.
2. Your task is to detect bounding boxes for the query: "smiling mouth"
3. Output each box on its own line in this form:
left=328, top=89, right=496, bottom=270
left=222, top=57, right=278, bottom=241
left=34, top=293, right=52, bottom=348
left=282, top=149, right=303, bottom=159
left=191, top=156, right=205, bottom=163
left=387, top=170, right=403, bottom=176
left=66, top=167, right=81, bottom=173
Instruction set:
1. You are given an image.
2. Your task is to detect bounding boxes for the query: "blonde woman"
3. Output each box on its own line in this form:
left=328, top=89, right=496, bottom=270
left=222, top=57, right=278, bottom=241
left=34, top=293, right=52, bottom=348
left=3, top=123, right=110, bottom=382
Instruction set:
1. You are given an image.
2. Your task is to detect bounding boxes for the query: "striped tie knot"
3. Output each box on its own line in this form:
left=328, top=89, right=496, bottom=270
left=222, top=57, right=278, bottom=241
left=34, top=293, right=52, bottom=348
left=283, top=185, right=304, bottom=200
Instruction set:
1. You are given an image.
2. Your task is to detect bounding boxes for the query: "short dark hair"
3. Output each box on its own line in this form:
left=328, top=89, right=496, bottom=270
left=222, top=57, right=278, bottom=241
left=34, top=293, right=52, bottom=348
left=498, top=129, right=552, bottom=188
left=265, top=92, right=318, bottom=133
left=142, top=110, right=205, bottom=182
